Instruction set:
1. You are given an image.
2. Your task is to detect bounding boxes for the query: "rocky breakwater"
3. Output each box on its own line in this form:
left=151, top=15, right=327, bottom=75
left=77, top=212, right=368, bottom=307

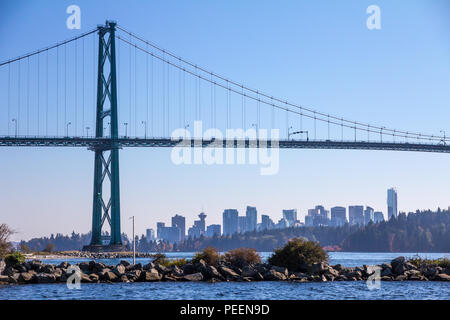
left=0, top=256, right=449, bottom=285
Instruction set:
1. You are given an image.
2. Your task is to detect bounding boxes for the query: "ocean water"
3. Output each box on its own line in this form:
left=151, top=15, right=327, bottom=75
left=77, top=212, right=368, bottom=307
left=1, top=252, right=449, bottom=300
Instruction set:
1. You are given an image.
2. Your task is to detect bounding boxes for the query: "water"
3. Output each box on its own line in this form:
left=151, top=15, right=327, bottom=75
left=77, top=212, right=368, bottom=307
left=1, top=252, right=449, bottom=300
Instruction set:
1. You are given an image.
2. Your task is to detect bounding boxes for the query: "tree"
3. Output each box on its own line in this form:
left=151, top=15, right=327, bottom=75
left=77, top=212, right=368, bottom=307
left=0, top=224, right=14, bottom=258
left=44, top=242, right=55, bottom=253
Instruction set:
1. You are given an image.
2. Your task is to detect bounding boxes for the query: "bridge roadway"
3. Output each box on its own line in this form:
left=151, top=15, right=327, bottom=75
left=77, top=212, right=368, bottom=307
left=0, top=136, right=449, bottom=153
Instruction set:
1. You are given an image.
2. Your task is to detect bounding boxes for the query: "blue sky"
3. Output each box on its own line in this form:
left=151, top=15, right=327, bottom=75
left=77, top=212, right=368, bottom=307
left=0, top=0, right=449, bottom=241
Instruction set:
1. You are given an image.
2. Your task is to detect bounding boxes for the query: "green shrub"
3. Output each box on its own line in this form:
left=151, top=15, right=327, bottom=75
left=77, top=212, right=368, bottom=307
left=4, top=251, right=26, bottom=266
left=192, top=247, right=222, bottom=266
left=407, top=256, right=450, bottom=269
left=224, top=248, right=261, bottom=268
left=268, top=238, right=328, bottom=272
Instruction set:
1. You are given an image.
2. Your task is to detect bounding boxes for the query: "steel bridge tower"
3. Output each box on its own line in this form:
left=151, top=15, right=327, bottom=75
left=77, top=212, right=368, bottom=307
left=83, top=21, right=124, bottom=251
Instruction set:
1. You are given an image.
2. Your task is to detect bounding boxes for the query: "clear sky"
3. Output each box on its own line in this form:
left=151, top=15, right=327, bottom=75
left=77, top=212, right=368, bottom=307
left=1, top=0, right=449, bottom=241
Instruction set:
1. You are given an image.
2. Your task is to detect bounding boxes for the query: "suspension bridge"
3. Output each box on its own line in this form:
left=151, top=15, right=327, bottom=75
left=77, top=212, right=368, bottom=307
left=1, top=21, right=448, bottom=251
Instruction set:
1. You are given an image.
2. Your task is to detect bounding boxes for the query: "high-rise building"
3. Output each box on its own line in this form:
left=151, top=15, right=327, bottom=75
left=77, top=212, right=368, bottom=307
left=206, top=224, right=221, bottom=237
left=260, top=215, right=274, bottom=230
left=276, top=218, right=289, bottom=229
left=156, top=222, right=165, bottom=239
left=160, top=226, right=181, bottom=243
left=223, top=209, right=239, bottom=236
left=246, top=206, right=258, bottom=231
left=238, top=216, right=248, bottom=233
left=348, top=206, right=364, bottom=225
left=197, top=212, right=207, bottom=234
left=146, top=228, right=155, bottom=242
left=330, top=206, right=347, bottom=226
left=387, top=188, right=398, bottom=220
left=364, top=206, right=374, bottom=225
left=374, top=211, right=384, bottom=223
left=282, top=209, right=297, bottom=227
left=171, top=214, right=186, bottom=240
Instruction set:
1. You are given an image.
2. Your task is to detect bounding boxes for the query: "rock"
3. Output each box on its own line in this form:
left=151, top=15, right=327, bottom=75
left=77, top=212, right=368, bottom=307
left=143, top=262, right=155, bottom=271
left=141, top=269, right=162, bottom=282
left=163, top=275, right=180, bottom=281
left=78, top=262, right=90, bottom=272
left=36, top=273, right=56, bottom=283
left=15, top=264, right=27, bottom=273
left=120, top=260, right=131, bottom=267
left=29, top=260, right=42, bottom=271
left=183, top=272, right=203, bottom=281
left=333, top=264, right=344, bottom=271
left=218, top=266, right=240, bottom=280
left=381, top=267, right=393, bottom=277
left=126, top=263, right=141, bottom=272
left=270, top=266, right=288, bottom=277
left=391, top=256, right=406, bottom=275
left=0, top=260, right=5, bottom=275
left=241, top=266, right=257, bottom=278
left=2, top=266, right=17, bottom=276
left=394, top=274, right=407, bottom=281
left=40, top=264, right=55, bottom=274
left=89, top=274, right=100, bottom=282
left=119, top=275, right=129, bottom=282
left=103, top=271, right=118, bottom=281
left=18, top=272, right=35, bottom=283
left=381, top=276, right=392, bottom=281
left=326, top=267, right=339, bottom=278
left=113, top=264, right=126, bottom=276
left=423, top=267, right=438, bottom=278
left=126, top=270, right=141, bottom=281
left=154, top=263, right=170, bottom=275
left=304, top=262, right=328, bottom=274
left=57, top=261, right=69, bottom=269
left=290, top=272, right=307, bottom=280
left=254, top=264, right=269, bottom=274
left=170, top=265, right=184, bottom=277
left=0, top=275, right=9, bottom=284
left=206, top=265, right=224, bottom=280
left=194, top=260, right=209, bottom=278
left=434, top=273, right=450, bottom=281
left=181, top=263, right=196, bottom=275
left=264, top=269, right=287, bottom=281
left=80, top=273, right=92, bottom=283
left=320, top=275, right=327, bottom=282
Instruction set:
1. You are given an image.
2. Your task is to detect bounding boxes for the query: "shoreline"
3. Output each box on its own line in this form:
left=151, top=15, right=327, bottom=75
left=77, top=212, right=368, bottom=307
left=1, top=255, right=449, bottom=285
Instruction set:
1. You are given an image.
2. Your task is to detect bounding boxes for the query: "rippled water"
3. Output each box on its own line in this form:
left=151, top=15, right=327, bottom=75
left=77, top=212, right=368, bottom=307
left=1, top=252, right=449, bottom=300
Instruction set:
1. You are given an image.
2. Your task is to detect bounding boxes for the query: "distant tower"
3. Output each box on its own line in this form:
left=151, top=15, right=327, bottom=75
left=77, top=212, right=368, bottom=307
left=387, top=188, right=398, bottom=220
left=198, top=212, right=207, bottom=234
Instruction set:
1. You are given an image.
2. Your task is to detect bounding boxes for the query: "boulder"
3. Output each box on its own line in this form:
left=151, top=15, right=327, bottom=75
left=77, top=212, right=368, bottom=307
left=0, top=275, right=9, bottom=284
left=218, top=266, right=240, bottom=280
left=0, top=259, right=5, bottom=275
left=80, top=273, right=92, bottom=283
left=325, top=267, right=339, bottom=278
left=391, top=256, right=407, bottom=275
left=206, top=265, right=224, bottom=280
left=120, top=260, right=131, bottom=267
left=143, top=262, right=155, bottom=271
left=381, top=267, right=393, bottom=277
left=254, top=264, right=269, bottom=274
left=154, top=263, right=170, bottom=275
left=126, top=263, right=141, bottom=272
left=113, top=264, right=126, bottom=276
left=264, top=269, right=287, bottom=281
left=241, top=266, right=257, bottom=278
left=434, top=273, right=450, bottom=281
left=126, top=270, right=141, bottom=280
left=333, top=264, right=344, bottom=272
left=183, top=272, right=204, bottom=281
left=394, top=275, right=407, bottom=281
left=29, top=260, right=42, bottom=271
left=170, top=265, right=184, bottom=277
left=304, top=262, right=328, bottom=274
left=89, top=274, right=100, bottom=282
left=36, top=273, right=56, bottom=283
left=181, top=263, right=196, bottom=275
left=194, top=260, right=209, bottom=277
left=270, top=266, right=288, bottom=277
left=15, top=264, right=27, bottom=273
left=57, top=261, right=69, bottom=269
left=119, top=275, right=129, bottom=282
left=78, top=262, right=90, bottom=272
left=141, top=269, right=162, bottom=282
left=103, top=271, right=118, bottom=281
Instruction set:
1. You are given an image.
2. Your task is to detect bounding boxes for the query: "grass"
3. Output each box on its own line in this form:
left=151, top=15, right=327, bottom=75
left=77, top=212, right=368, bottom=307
left=407, top=256, right=450, bottom=268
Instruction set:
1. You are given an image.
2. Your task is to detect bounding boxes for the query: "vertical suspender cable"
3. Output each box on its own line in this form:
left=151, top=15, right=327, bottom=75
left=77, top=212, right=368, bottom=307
left=38, top=53, right=40, bottom=135
left=57, top=46, right=59, bottom=135
left=82, top=37, right=85, bottom=135
left=46, top=50, right=49, bottom=136
left=135, top=44, right=137, bottom=137
left=27, top=57, right=30, bottom=135
left=18, top=60, right=20, bottom=135
left=8, top=64, right=10, bottom=135
left=64, top=43, right=67, bottom=133
left=75, top=40, right=78, bottom=136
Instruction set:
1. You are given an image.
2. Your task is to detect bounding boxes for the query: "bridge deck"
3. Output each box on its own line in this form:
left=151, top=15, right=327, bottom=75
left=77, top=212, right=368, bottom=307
left=0, top=137, right=449, bottom=153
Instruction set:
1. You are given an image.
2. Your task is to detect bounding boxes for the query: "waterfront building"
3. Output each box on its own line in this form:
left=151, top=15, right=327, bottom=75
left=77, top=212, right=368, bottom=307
left=160, top=226, right=181, bottom=243
left=145, top=228, right=155, bottom=242
left=156, top=222, right=165, bottom=239
left=374, top=211, right=385, bottom=223
left=238, top=216, right=248, bottom=233
left=260, top=214, right=275, bottom=230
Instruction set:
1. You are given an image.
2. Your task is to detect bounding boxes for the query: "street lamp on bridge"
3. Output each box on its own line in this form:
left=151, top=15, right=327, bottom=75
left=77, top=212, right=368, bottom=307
left=66, top=122, right=71, bottom=137
left=123, top=122, right=128, bottom=138
left=11, top=118, right=17, bottom=138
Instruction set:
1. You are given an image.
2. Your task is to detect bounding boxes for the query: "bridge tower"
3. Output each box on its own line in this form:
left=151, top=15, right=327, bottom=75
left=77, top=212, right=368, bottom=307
left=83, top=21, right=124, bottom=251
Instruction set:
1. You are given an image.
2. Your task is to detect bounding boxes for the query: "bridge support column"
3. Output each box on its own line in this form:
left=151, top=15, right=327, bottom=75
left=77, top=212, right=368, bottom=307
left=84, top=21, right=124, bottom=252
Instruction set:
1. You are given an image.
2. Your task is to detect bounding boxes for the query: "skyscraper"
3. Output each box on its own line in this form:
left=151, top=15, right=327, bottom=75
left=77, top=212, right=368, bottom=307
left=364, top=206, right=374, bottom=225
left=374, top=211, right=385, bottom=223
left=387, top=188, right=398, bottom=220
left=206, top=224, right=221, bottom=237
left=223, top=209, right=239, bottom=236
left=146, top=228, right=155, bottom=242
left=238, top=216, right=248, bottom=233
left=330, top=206, right=347, bottom=226
left=348, top=205, right=364, bottom=225
left=156, top=222, right=165, bottom=239
left=282, top=209, right=297, bottom=227
left=197, top=212, right=207, bottom=234
left=246, top=206, right=258, bottom=231
left=171, top=214, right=186, bottom=240
left=260, top=215, right=274, bottom=230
